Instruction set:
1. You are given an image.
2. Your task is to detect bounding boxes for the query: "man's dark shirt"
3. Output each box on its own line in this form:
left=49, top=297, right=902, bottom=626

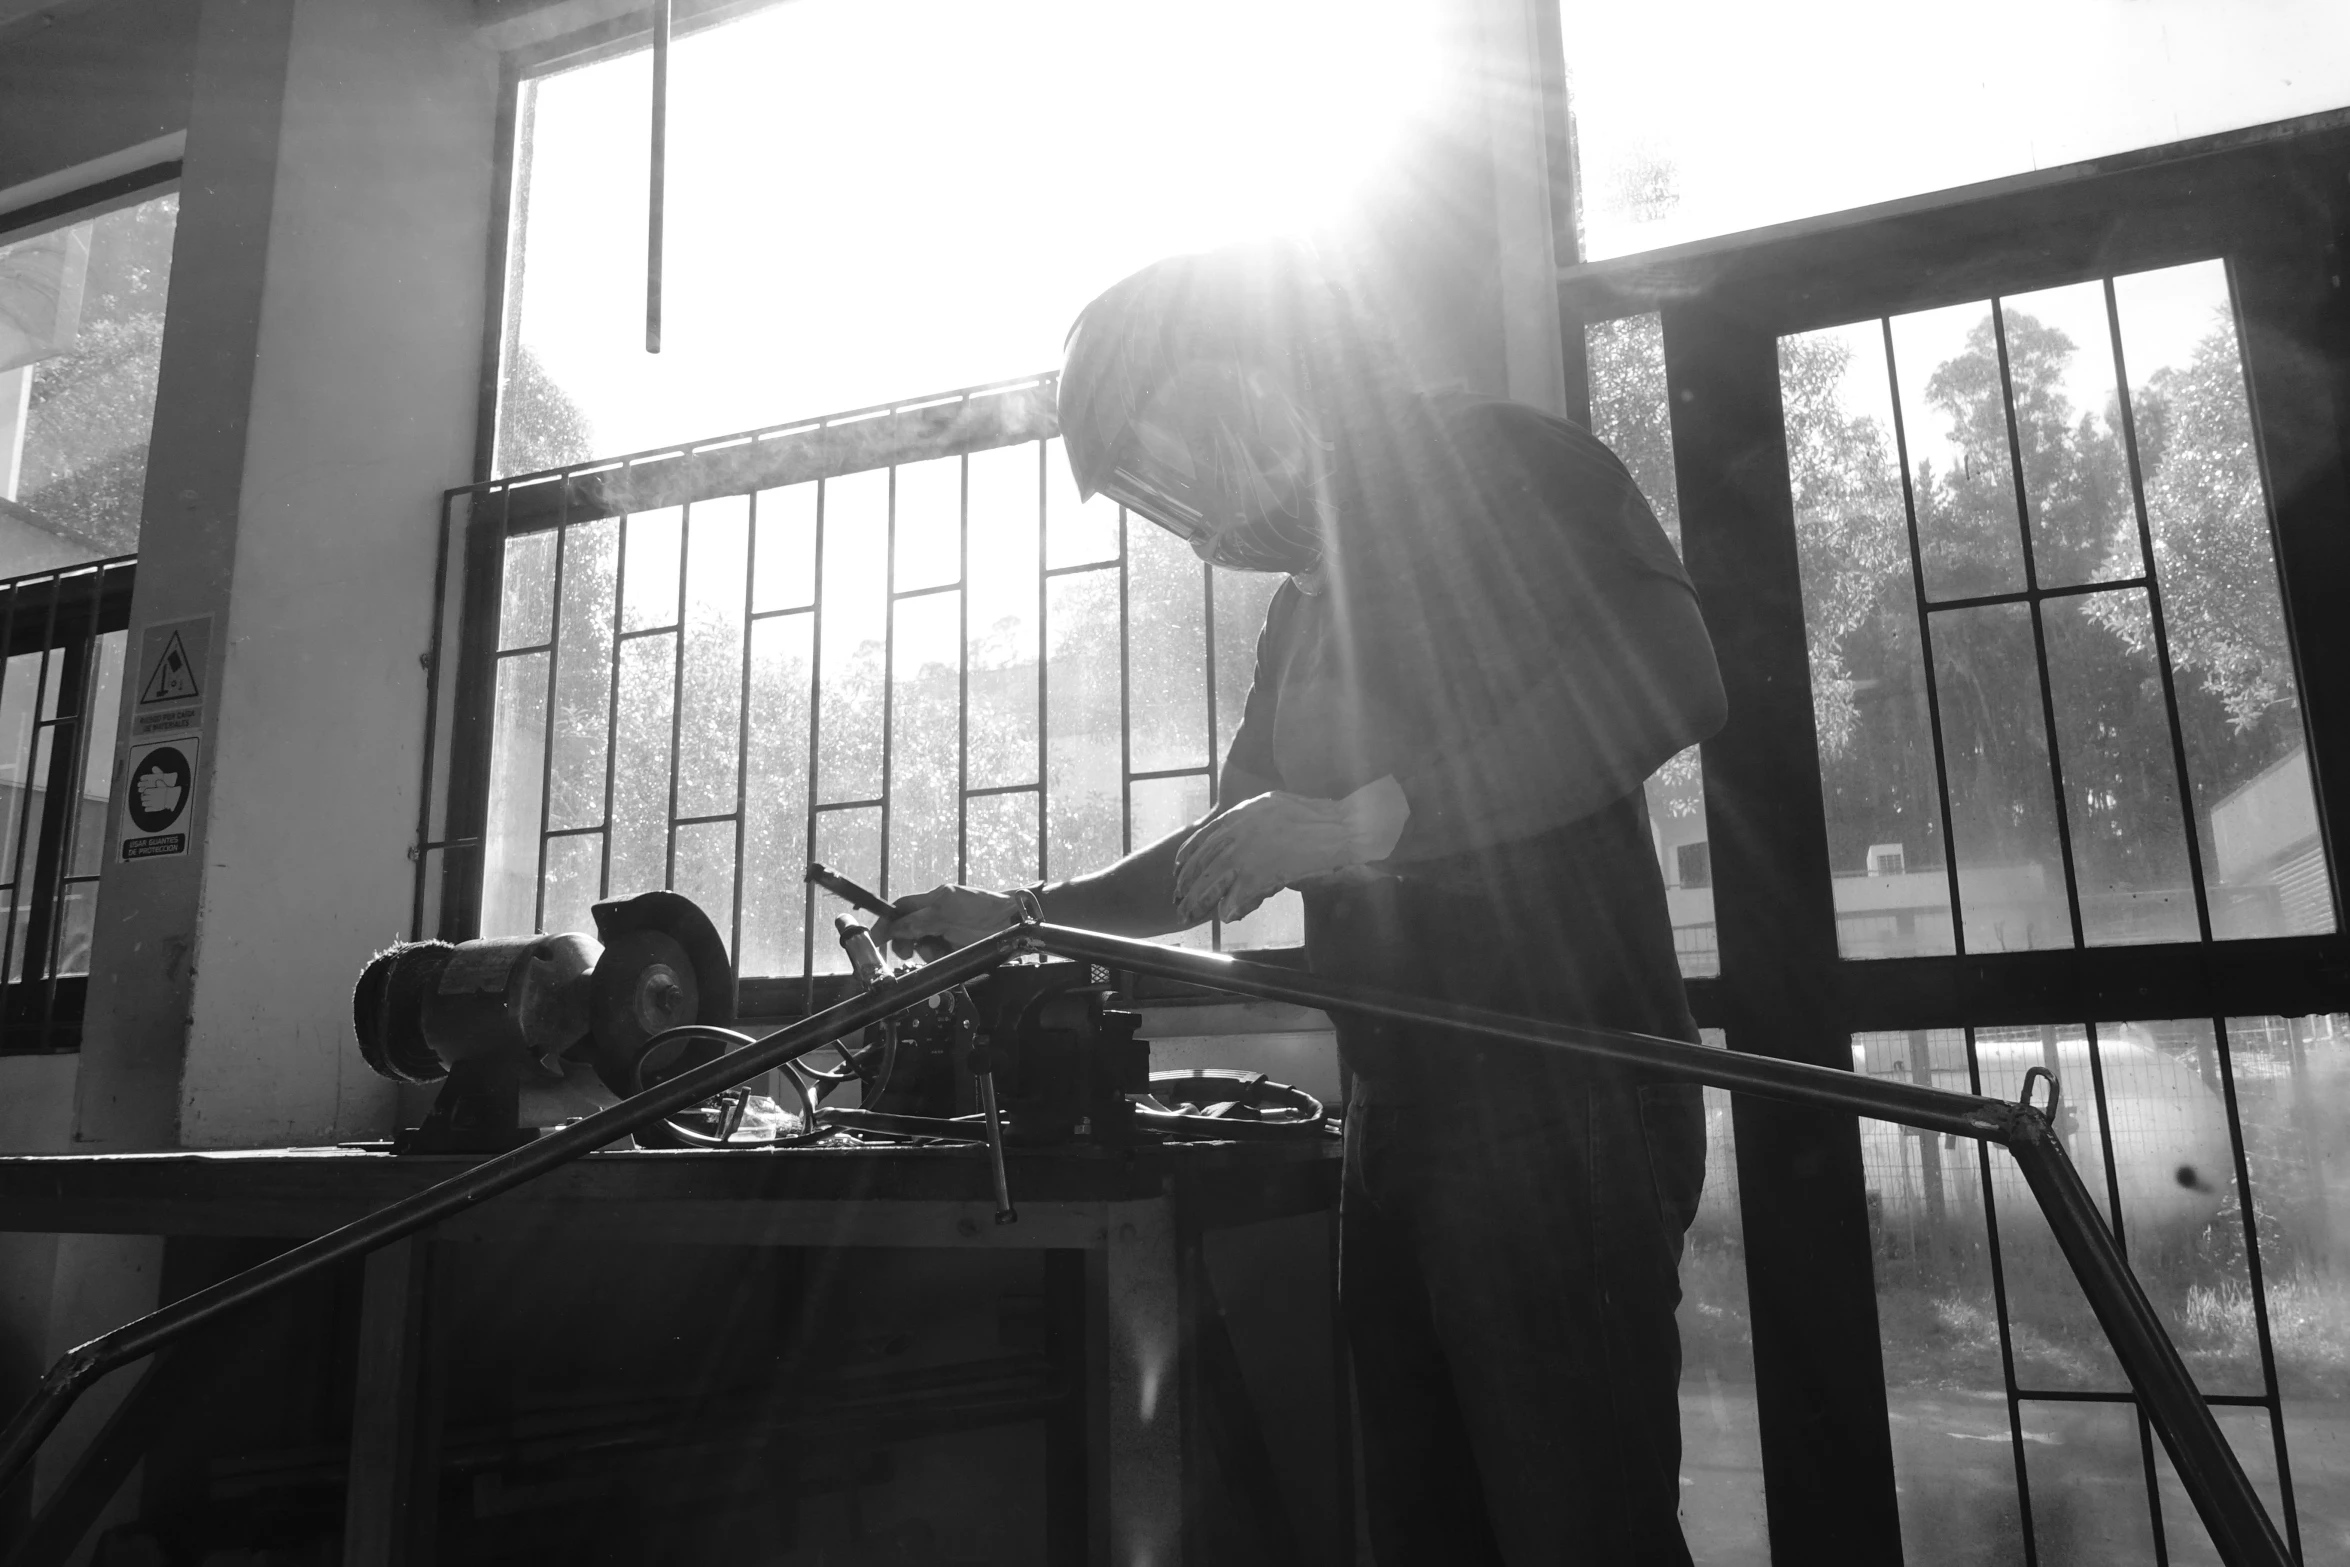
left=1223, top=392, right=1701, bottom=1096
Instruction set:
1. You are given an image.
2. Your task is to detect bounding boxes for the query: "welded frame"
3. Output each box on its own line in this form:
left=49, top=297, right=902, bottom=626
left=0, top=920, right=2300, bottom=1567
left=1563, top=115, right=2350, bottom=1564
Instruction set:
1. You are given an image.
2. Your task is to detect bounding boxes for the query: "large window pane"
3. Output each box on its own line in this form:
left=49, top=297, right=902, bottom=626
left=677, top=495, right=748, bottom=821
left=1125, top=515, right=1207, bottom=776
left=495, top=3, right=1437, bottom=466
left=2112, top=261, right=2331, bottom=940
left=0, top=192, right=177, bottom=572
left=966, top=443, right=1041, bottom=792
left=816, top=470, right=889, bottom=804
left=887, top=589, right=961, bottom=897
left=2045, top=592, right=2197, bottom=946
left=1044, top=568, right=1121, bottom=878
left=1997, top=280, right=2138, bottom=592
left=1784, top=318, right=1954, bottom=960
left=480, top=651, right=547, bottom=935
left=546, top=520, right=617, bottom=833
left=892, top=454, right=961, bottom=594
left=609, top=634, right=675, bottom=899
left=1931, top=605, right=2069, bottom=952
left=1891, top=302, right=2027, bottom=603
left=1561, top=3, right=2350, bottom=262
left=739, top=612, right=814, bottom=976
left=1588, top=312, right=1715, bottom=977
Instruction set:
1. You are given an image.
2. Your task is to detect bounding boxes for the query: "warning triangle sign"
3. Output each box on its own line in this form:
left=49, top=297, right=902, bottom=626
left=140, top=631, right=199, bottom=704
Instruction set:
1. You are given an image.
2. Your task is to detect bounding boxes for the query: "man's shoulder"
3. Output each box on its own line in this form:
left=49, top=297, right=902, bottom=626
left=1423, top=393, right=1691, bottom=588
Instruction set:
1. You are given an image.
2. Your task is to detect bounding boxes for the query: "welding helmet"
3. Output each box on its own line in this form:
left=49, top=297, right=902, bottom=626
left=1060, top=248, right=1335, bottom=574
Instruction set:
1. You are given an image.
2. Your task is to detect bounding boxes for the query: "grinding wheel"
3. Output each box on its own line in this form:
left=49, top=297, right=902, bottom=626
left=588, top=927, right=705, bottom=1095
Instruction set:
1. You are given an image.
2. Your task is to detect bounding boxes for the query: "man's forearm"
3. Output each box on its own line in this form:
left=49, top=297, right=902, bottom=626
left=1036, top=822, right=1199, bottom=937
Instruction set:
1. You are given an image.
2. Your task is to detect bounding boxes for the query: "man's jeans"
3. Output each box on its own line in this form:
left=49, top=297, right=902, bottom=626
left=1341, top=1067, right=1706, bottom=1564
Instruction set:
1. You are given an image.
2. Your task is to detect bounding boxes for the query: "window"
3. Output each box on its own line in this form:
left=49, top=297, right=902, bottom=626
left=493, top=0, right=1440, bottom=469
left=1786, top=261, right=2329, bottom=962
left=0, top=185, right=172, bottom=1052
left=1559, top=117, right=2350, bottom=1557
left=1557, top=1, right=2350, bottom=262
left=1676, top=839, right=1712, bottom=890
left=444, top=378, right=1301, bottom=997
left=0, top=192, right=177, bottom=573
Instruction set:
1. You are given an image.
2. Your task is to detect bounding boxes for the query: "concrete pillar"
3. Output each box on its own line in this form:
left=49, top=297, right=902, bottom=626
left=73, top=0, right=301, bottom=1151
left=71, top=0, right=499, bottom=1150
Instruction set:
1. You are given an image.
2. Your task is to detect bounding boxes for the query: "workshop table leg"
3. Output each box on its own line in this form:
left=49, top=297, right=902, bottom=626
left=343, top=1237, right=432, bottom=1567
left=1098, top=1198, right=1182, bottom=1566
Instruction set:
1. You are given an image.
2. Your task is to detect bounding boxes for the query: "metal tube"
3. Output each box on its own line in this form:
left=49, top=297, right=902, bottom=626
left=1026, top=924, right=2019, bottom=1141
left=0, top=923, right=1027, bottom=1495
left=2005, top=1113, right=2292, bottom=1567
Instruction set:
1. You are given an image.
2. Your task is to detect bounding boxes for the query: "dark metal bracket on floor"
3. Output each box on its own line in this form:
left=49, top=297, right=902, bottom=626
left=0, top=919, right=2298, bottom=1567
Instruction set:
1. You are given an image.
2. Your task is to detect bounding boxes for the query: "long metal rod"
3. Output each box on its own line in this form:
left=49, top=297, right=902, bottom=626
left=1034, top=924, right=2018, bottom=1140
left=0, top=920, right=2297, bottom=1567
left=0, top=924, right=1028, bottom=1496
left=1022, top=923, right=2291, bottom=1567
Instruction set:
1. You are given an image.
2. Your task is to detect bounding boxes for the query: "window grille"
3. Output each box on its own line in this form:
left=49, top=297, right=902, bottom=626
left=0, top=558, right=132, bottom=1053
left=420, top=375, right=1303, bottom=1011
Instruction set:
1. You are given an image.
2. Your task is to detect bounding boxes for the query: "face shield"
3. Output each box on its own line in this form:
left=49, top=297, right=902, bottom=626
left=1094, top=359, right=1331, bottom=575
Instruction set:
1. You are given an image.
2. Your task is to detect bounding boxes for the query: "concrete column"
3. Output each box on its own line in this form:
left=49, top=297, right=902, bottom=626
left=75, top=0, right=501, bottom=1150
left=177, top=0, right=500, bottom=1147
left=74, top=0, right=301, bottom=1151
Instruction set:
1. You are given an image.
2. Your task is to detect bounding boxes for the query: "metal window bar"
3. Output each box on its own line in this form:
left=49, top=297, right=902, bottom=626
left=0, top=921, right=2300, bottom=1567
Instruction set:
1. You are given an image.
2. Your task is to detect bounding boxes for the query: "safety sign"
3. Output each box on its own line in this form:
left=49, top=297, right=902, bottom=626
left=119, top=735, right=199, bottom=862
left=131, top=615, right=210, bottom=739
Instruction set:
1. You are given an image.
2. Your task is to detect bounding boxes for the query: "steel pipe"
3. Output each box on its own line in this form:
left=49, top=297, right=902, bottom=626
left=1027, top=924, right=2022, bottom=1139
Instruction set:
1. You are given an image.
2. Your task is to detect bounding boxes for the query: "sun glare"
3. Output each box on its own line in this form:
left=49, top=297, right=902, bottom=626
left=506, top=0, right=1442, bottom=468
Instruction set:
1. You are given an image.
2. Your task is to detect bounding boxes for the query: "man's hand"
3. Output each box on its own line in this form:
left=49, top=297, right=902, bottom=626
left=873, top=884, right=1020, bottom=960
left=1172, top=776, right=1407, bottom=924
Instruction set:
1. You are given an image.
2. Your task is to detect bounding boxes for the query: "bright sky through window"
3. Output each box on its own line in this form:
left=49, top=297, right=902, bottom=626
left=1562, top=0, right=2350, bottom=262
left=501, top=0, right=1444, bottom=471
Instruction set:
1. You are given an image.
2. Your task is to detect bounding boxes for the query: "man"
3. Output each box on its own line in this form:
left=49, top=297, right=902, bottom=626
left=879, top=242, right=1724, bottom=1562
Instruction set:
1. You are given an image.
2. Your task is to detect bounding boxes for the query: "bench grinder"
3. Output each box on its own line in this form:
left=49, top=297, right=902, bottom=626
left=353, top=890, right=737, bottom=1152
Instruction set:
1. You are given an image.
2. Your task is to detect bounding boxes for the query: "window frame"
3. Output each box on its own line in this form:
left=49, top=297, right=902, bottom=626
left=1560, top=111, right=2350, bottom=1560
left=0, top=166, right=179, bottom=1055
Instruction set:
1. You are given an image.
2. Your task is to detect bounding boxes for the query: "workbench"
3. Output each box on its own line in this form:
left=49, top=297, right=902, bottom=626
left=0, top=1136, right=1346, bottom=1566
